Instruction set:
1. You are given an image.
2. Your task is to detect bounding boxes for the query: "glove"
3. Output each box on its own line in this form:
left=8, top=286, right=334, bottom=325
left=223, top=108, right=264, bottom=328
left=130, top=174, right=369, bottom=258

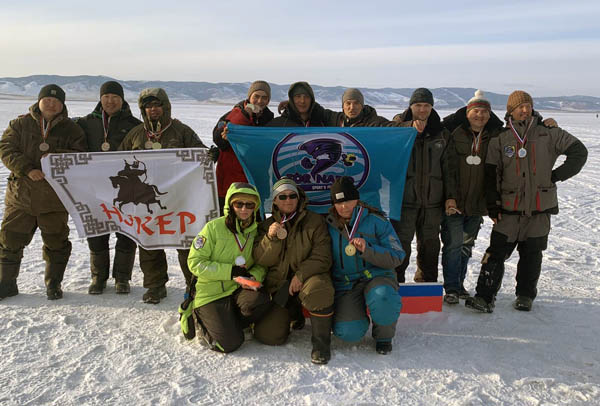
left=178, top=295, right=196, bottom=340
left=231, top=265, right=250, bottom=278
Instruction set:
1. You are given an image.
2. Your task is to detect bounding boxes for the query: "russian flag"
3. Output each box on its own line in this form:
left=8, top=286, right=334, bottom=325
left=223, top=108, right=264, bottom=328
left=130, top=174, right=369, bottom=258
left=398, top=283, right=443, bottom=314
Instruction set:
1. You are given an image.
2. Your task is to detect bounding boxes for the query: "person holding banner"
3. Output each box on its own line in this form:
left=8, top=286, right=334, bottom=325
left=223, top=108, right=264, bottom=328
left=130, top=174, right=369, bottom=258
left=252, top=178, right=334, bottom=365
left=328, top=88, right=394, bottom=127
left=267, top=82, right=334, bottom=127
left=76, top=80, right=141, bottom=295
left=391, top=88, right=458, bottom=284
left=213, top=80, right=274, bottom=215
left=119, top=88, right=207, bottom=303
left=186, top=182, right=271, bottom=353
left=0, top=84, right=86, bottom=300
left=326, top=176, right=404, bottom=355
left=466, top=91, right=587, bottom=313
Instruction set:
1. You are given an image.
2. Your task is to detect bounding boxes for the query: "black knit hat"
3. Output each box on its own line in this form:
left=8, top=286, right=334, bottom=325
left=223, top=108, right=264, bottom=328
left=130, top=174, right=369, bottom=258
left=100, top=81, right=124, bottom=99
left=38, top=84, right=65, bottom=104
left=330, top=176, right=359, bottom=203
left=409, top=88, right=434, bottom=106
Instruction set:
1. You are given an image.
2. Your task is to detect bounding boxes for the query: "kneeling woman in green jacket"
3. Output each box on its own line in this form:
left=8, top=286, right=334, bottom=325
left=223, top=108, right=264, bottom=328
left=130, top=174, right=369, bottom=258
left=187, top=182, right=271, bottom=353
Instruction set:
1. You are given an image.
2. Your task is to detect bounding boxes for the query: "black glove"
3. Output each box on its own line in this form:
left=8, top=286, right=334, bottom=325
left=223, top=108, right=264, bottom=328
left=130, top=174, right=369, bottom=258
left=231, top=266, right=250, bottom=278
left=487, top=206, right=501, bottom=221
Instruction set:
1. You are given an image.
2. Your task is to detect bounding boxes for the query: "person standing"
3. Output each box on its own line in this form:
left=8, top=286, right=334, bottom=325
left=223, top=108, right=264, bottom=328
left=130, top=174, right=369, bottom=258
left=0, top=84, right=86, bottom=300
left=466, top=90, right=587, bottom=313
left=267, top=82, right=334, bottom=127
left=76, top=81, right=141, bottom=294
left=119, top=88, right=207, bottom=304
left=328, top=88, right=393, bottom=127
left=392, top=88, right=458, bottom=284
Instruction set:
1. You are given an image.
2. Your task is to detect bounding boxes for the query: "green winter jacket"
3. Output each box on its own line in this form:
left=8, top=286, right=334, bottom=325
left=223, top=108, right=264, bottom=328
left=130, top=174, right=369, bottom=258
left=188, top=183, right=266, bottom=308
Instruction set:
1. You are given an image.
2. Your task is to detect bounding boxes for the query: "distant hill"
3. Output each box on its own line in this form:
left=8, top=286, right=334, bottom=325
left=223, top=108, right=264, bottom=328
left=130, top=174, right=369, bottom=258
left=1, top=75, right=599, bottom=111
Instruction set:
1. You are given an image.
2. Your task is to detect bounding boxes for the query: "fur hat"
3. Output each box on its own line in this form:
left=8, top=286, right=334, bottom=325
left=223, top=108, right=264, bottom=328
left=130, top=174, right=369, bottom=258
left=38, top=84, right=65, bottom=104
left=409, top=88, right=434, bottom=106
left=272, top=178, right=299, bottom=198
left=342, top=88, right=364, bottom=106
left=466, top=89, right=491, bottom=112
left=247, top=80, right=271, bottom=101
left=330, top=176, right=359, bottom=203
left=100, top=81, right=124, bottom=99
left=506, top=90, right=533, bottom=114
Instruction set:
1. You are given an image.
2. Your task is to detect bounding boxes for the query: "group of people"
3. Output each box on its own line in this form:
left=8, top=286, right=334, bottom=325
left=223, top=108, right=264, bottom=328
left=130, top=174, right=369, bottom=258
left=0, top=78, right=587, bottom=364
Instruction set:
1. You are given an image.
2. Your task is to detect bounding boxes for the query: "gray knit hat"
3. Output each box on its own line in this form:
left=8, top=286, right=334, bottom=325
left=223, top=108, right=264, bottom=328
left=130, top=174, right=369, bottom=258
left=409, top=88, right=434, bottom=106
left=272, top=178, right=299, bottom=198
left=38, top=84, right=65, bottom=104
left=247, top=80, right=271, bottom=101
left=342, top=88, right=364, bottom=106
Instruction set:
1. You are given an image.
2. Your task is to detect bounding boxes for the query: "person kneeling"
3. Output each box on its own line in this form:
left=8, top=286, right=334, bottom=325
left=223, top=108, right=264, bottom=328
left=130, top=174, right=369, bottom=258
left=186, top=183, right=271, bottom=353
left=326, top=177, right=405, bottom=354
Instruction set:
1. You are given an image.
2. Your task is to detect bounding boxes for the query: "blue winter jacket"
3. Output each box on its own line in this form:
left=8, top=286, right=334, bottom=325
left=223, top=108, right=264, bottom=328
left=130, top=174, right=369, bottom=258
left=325, top=203, right=405, bottom=292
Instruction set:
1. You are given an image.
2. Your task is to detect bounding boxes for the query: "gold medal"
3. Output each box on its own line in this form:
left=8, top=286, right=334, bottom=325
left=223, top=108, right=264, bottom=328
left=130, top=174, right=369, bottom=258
left=39, top=142, right=50, bottom=152
left=276, top=227, right=287, bottom=240
left=101, top=142, right=111, bottom=151
left=152, top=142, right=162, bottom=150
left=144, top=140, right=154, bottom=149
left=345, top=244, right=356, bottom=256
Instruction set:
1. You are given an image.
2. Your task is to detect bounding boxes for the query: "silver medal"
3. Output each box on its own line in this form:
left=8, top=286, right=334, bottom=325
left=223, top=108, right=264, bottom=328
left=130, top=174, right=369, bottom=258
left=152, top=142, right=162, bottom=150
left=39, top=142, right=49, bottom=152
left=101, top=142, right=111, bottom=152
left=471, top=155, right=481, bottom=165
left=518, top=148, right=527, bottom=158
left=235, top=256, right=246, bottom=266
left=144, top=140, right=154, bottom=149
left=466, top=155, right=474, bottom=165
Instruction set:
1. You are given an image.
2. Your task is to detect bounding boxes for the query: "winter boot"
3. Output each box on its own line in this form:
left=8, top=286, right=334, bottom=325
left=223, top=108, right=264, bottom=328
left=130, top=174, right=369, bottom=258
left=45, top=262, right=66, bottom=300
left=143, top=285, right=167, bottom=304
left=0, top=259, right=21, bottom=300
left=444, top=291, right=459, bottom=305
left=115, top=280, right=131, bottom=294
left=459, top=286, right=471, bottom=299
left=46, top=280, right=63, bottom=300
left=465, top=295, right=494, bottom=313
left=88, top=249, right=110, bottom=294
left=376, top=340, right=393, bottom=355
left=310, top=313, right=332, bottom=365
left=513, top=295, right=533, bottom=311
left=113, top=248, right=135, bottom=294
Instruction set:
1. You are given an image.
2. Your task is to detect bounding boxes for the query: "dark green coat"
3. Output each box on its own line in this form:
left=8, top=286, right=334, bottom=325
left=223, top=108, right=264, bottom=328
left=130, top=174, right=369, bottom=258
left=76, top=101, right=141, bottom=152
left=328, top=105, right=394, bottom=127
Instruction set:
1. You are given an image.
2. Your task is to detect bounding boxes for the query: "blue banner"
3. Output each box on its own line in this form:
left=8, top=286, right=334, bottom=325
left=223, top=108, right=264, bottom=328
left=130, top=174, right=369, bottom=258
left=227, top=124, right=417, bottom=220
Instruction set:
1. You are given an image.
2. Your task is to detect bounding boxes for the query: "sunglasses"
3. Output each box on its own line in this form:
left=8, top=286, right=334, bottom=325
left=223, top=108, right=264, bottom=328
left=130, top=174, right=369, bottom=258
left=232, top=201, right=256, bottom=209
left=277, top=193, right=298, bottom=201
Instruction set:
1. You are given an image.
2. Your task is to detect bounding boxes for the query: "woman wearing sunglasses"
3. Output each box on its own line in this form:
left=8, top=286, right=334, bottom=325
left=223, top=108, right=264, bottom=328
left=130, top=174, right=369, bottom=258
left=186, top=182, right=271, bottom=353
left=252, top=178, right=334, bottom=365
left=326, top=176, right=404, bottom=355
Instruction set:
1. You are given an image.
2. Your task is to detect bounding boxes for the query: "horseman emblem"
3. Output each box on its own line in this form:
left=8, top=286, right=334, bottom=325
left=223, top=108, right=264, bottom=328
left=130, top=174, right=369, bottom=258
left=109, top=156, right=167, bottom=214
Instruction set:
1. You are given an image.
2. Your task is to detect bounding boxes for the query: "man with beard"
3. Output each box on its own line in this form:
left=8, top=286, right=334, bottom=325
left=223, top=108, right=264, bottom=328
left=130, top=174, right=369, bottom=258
left=77, top=81, right=141, bottom=295
left=329, top=88, right=393, bottom=127
left=268, top=82, right=334, bottom=127
left=119, top=88, right=206, bottom=304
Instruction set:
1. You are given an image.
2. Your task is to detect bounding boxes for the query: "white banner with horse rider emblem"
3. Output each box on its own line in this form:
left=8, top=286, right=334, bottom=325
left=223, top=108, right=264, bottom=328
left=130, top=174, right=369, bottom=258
left=41, top=148, right=218, bottom=249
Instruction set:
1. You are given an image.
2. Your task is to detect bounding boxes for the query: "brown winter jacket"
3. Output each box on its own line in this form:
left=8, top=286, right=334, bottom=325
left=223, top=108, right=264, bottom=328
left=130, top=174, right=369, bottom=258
left=394, top=108, right=458, bottom=208
left=442, top=107, right=503, bottom=216
left=485, top=111, right=587, bottom=217
left=253, top=188, right=333, bottom=294
left=119, top=88, right=206, bottom=150
left=0, top=103, right=87, bottom=215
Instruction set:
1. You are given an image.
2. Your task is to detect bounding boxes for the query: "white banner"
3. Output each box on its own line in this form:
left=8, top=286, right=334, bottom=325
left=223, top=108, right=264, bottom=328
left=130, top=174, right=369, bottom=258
left=41, top=148, right=218, bottom=249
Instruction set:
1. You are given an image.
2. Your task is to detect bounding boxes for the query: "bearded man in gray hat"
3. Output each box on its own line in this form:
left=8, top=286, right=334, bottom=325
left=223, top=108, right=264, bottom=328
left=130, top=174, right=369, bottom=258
left=0, top=84, right=86, bottom=300
left=328, top=88, right=393, bottom=127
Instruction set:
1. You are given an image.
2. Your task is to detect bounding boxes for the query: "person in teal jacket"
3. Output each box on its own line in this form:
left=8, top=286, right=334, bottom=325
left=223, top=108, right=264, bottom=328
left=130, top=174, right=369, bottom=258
left=325, top=176, right=404, bottom=354
left=186, top=182, right=271, bottom=353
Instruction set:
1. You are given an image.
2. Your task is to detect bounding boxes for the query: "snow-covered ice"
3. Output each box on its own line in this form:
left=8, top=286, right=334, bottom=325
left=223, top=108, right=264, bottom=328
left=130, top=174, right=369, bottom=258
left=0, top=100, right=598, bottom=405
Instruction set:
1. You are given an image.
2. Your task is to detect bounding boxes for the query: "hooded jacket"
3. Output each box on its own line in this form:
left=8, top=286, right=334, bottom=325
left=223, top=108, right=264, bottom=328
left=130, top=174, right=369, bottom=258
left=76, top=100, right=141, bottom=152
left=253, top=187, right=332, bottom=293
left=267, top=82, right=335, bottom=127
left=188, top=183, right=266, bottom=308
left=442, top=107, right=503, bottom=216
left=0, top=103, right=87, bottom=215
left=213, top=100, right=274, bottom=197
left=118, top=88, right=206, bottom=150
left=395, top=108, right=457, bottom=208
left=485, top=111, right=587, bottom=216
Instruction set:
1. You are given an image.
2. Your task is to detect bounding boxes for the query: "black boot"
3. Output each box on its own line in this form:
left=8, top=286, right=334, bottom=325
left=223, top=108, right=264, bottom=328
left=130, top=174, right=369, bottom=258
left=88, top=250, right=110, bottom=294
left=310, top=313, right=332, bottom=365
left=143, top=286, right=167, bottom=304
left=376, top=340, right=393, bottom=355
left=46, top=280, right=63, bottom=300
left=45, top=262, right=66, bottom=300
left=113, top=248, right=135, bottom=294
left=0, top=259, right=20, bottom=300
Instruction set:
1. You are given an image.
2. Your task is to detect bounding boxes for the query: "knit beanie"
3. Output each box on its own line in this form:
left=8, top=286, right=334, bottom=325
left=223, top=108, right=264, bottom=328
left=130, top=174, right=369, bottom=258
left=342, top=88, right=364, bottom=106
left=409, top=88, right=434, bottom=106
left=38, top=84, right=65, bottom=104
left=272, top=178, right=299, bottom=198
left=100, top=81, right=124, bottom=99
left=466, top=89, right=491, bottom=112
left=506, top=90, right=533, bottom=114
left=330, top=176, right=359, bottom=203
left=247, top=80, right=271, bottom=101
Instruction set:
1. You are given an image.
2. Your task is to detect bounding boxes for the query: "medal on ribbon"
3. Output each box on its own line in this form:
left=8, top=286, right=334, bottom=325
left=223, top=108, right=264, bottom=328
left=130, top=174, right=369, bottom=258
left=344, top=206, right=364, bottom=257
left=276, top=212, right=297, bottom=240
left=234, top=232, right=249, bottom=266
left=101, top=111, right=112, bottom=152
left=508, top=117, right=534, bottom=159
left=144, top=120, right=172, bottom=150
left=466, top=129, right=482, bottom=165
left=39, top=118, right=50, bottom=152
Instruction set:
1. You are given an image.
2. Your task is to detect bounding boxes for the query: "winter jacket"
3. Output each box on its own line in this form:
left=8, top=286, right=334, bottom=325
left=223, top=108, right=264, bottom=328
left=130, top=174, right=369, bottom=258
left=442, top=107, right=503, bottom=216
left=485, top=111, right=587, bottom=216
left=213, top=100, right=274, bottom=197
left=188, top=183, right=266, bottom=308
left=119, top=88, right=206, bottom=150
left=325, top=203, right=405, bottom=292
left=267, top=82, right=335, bottom=127
left=328, top=105, right=394, bottom=127
left=395, top=108, right=458, bottom=208
left=76, top=101, right=141, bottom=152
left=253, top=188, right=332, bottom=293
left=0, top=103, right=87, bottom=215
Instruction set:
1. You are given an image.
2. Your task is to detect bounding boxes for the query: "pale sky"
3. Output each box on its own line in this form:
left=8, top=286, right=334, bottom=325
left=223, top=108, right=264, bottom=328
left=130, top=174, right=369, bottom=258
left=2, top=0, right=600, bottom=96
